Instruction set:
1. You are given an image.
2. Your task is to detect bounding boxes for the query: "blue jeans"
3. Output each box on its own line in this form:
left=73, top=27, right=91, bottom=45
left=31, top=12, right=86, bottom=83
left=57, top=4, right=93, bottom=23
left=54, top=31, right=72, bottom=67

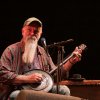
left=50, top=85, right=70, bottom=95
left=9, top=90, right=20, bottom=100
left=9, top=85, right=70, bottom=100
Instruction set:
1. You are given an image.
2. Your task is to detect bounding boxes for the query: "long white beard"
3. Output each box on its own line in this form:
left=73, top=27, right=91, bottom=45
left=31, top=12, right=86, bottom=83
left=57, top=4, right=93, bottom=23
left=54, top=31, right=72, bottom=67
left=22, top=37, right=38, bottom=64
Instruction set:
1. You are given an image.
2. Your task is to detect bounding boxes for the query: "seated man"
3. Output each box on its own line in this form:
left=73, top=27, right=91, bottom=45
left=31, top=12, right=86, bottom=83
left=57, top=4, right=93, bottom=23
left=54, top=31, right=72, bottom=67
left=0, top=17, right=83, bottom=100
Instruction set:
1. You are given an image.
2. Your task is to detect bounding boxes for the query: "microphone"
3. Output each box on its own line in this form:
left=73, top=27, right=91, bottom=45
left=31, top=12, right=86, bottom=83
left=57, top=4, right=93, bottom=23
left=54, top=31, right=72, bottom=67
left=41, top=37, right=47, bottom=50
left=47, top=39, right=74, bottom=48
left=41, top=37, right=49, bottom=56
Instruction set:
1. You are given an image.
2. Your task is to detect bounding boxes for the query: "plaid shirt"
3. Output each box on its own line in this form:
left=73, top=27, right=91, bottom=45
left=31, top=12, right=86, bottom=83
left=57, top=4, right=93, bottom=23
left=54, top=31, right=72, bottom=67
left=0, top=40, right=56, bottom=99
left=0, top=40, right=56, bottom=83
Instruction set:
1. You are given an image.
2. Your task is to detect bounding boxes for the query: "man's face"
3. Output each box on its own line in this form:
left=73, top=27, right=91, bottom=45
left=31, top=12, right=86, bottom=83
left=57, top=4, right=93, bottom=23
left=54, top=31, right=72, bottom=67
left=22, top=25, right=42, bottom=64
left=22, top=25, right=42, bottom=43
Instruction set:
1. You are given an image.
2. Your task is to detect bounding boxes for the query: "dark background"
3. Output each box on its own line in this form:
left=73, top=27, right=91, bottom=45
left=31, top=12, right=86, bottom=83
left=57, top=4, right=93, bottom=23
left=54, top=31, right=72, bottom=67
left=0, top=1, right=100, bottom=80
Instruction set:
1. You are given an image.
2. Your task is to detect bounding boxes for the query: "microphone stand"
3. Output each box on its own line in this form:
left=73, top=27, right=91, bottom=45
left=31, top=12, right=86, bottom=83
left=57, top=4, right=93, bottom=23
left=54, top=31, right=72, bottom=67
left=56, top=46, right=65, bottom=94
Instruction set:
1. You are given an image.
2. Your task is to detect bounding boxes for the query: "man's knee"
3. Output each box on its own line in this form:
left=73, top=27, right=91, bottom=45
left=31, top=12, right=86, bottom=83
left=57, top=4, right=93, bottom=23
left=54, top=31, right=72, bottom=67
left=9, top=90, right=20, bottom=100
left=59, top=85, right=70, bottom=95
left=51, top=85, right=70, bottom=95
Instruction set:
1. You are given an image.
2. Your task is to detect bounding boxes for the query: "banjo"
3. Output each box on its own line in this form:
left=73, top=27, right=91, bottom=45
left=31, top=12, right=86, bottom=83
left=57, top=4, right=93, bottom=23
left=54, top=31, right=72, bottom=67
left=22, top=44, right=87, bottom=92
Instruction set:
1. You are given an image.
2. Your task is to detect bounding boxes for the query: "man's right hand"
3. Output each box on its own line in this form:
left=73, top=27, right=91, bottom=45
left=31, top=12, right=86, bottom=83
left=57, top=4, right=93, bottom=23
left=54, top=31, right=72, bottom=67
left=12, top=73, right=43, bottom=84
left=26, top=73, right=43, bottom=83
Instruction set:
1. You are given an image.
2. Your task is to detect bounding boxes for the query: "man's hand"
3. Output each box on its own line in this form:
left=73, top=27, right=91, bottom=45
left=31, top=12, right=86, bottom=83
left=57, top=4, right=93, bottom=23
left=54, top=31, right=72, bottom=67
left=69, top=47, right=82, bottom=64
left=26, top=73, right=43, bottom=83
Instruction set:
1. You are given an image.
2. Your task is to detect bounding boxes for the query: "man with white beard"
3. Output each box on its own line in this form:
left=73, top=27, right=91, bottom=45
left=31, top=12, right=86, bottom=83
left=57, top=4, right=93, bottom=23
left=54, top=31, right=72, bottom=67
left=0, top=17, right=83, bottom=100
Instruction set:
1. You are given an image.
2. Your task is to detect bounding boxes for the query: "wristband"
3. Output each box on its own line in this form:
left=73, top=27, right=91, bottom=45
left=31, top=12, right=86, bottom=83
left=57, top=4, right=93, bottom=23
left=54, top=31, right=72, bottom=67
left=69, top=59, right=74, bottom=65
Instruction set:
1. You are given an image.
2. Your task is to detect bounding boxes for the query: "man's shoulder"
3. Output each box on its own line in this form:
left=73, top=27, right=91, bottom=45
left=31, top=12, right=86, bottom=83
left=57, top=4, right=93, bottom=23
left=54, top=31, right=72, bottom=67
left=37, top=45, right=46, bottom=54
left=6, top=42, right=20, bottom=49
left=38, top=45, right=43, bottom=49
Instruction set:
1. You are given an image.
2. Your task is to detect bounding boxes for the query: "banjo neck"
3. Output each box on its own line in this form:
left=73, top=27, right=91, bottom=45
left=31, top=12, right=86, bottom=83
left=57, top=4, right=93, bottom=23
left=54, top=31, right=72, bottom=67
left=49, top=53, right=74, bottom=74
left=49, top=43, right=87, bottom=74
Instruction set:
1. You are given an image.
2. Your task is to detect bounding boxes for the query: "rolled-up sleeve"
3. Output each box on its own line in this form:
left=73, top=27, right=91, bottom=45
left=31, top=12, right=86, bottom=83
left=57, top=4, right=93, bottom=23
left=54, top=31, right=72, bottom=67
left=0, top=47, right=18, bottom=84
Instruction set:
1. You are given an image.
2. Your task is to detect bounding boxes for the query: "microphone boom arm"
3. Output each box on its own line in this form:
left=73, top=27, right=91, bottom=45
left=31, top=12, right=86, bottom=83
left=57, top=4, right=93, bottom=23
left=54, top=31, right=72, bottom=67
left=47, top=39, right=74, bottom=48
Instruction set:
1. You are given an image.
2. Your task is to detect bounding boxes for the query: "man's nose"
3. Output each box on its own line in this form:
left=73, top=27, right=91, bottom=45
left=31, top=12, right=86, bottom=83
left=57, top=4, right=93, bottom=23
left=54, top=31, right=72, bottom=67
left=30, top=32, right=34, bottom=36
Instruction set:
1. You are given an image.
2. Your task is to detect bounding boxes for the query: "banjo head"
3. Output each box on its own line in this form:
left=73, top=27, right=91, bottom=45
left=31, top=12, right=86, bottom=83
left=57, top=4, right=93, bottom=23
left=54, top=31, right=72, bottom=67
left=22, top=69, right=54, bottom=92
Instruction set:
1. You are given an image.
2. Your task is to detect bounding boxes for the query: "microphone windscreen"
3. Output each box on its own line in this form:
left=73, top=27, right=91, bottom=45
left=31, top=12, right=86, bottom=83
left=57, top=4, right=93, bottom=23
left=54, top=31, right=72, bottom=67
left=41, top=37, right=47, bottom=47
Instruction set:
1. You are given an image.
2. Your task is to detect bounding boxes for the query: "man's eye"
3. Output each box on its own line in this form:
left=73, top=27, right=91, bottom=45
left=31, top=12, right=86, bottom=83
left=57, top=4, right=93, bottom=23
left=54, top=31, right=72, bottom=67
left=34, top=30, right=39, bottom=33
